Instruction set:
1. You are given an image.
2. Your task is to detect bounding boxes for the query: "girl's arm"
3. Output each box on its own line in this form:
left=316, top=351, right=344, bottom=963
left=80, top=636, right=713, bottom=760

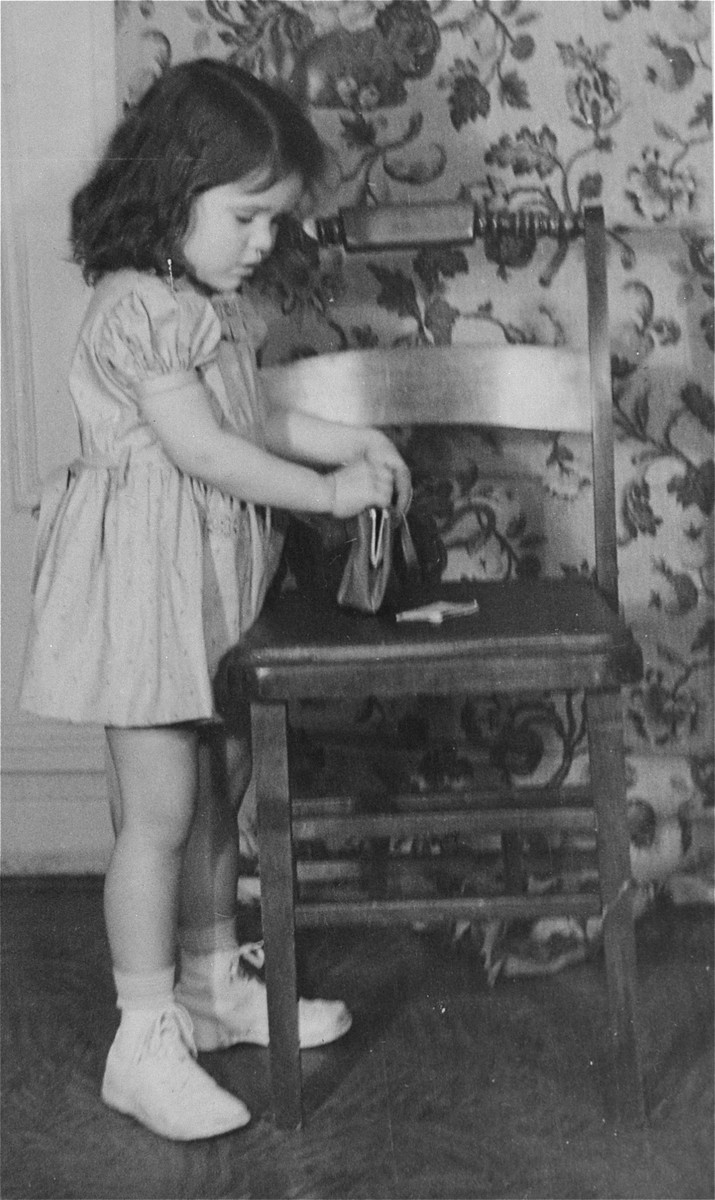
left=264, top=405, right=412, bottom=512
left=138, top=380, right=395, bottom=516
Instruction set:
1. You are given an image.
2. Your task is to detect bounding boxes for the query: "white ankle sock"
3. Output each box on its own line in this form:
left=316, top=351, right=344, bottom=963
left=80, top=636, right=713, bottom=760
left=178, top=946, right=241, bottom=990
left=113, top=966, right=176, bottom=1013
left=178, top=915, right=238, bottom=958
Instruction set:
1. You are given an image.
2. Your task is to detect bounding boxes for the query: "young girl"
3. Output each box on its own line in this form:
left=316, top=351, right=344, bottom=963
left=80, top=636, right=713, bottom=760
left=21, top=59, right=411, bottom=1142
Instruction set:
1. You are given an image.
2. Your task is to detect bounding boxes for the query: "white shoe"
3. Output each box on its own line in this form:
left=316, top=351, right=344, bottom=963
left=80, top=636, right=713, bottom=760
left=176, top=943, right=353, bottom=1051
left=101, top=1004, right=251, bottom=1140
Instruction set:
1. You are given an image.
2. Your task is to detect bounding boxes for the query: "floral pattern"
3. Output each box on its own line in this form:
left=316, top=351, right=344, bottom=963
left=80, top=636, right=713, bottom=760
left=116, top=1, right=713, bottom=944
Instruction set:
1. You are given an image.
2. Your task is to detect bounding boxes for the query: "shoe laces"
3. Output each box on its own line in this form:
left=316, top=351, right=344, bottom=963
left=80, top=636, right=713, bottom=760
left=136, top=1004, right=198, bottom=1064
left=229, top=941, right=265, bottom=982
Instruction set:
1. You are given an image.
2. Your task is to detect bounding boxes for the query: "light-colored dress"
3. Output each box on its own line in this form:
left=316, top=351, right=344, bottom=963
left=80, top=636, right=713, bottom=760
left=21, top=271, right=282, bottom=726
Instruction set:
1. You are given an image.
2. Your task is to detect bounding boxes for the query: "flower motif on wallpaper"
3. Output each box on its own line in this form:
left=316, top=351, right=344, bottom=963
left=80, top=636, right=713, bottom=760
left=617, top=379, right=713, bottom=606
left=206, top=0, right=441, bottom=107
left=366, top=246, right=467, bottom=347
left=440, top=481, right=544, bottom=582
left=204, top=0, right=449, bottom=199
left=628, top=658, right=705, bottom=750
left=602, top=0, right=651, bottom=20
left=626, top=3, right=712, bottom=223
left=626, top=147, right=699, bottom=224
left=435, top=0, right=538, bottom=126
left=203, top=0, right=441, bottom=124
left=400, top=428, right=547, bottom=587
left=204, top=0, right=314, bottom=90
left=355, top=243, right=568, bottom=351
left=610, top=279, right=682, bottom=377
left=474, top=38, right=625, bottom=283
left=671, top=230, right=715, bottom=351
left=560, top=36, right=622, bottom=138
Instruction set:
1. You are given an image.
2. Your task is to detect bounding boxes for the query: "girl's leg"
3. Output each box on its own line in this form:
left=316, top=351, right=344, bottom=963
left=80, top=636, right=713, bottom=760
left=101, top=725, right=249, bottom=1140
left=175, top=707, right=352, bottom=1050
left=177, top=718, right=251, bottom=950
left=105, top=725, right=198, bottom=972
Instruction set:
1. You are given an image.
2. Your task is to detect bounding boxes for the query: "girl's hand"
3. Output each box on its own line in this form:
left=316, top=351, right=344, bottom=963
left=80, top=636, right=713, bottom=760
left=363, top=432, right=412, bottom=515
left=330, top=459, right=395, bottom=518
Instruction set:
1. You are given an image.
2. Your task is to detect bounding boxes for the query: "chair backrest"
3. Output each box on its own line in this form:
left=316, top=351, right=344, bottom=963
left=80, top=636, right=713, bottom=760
left=260, top=207, right=618, bottom=608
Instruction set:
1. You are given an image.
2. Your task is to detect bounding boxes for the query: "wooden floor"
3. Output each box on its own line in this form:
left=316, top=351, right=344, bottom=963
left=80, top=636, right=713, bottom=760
left=1, top=876, right=713, bottom=1200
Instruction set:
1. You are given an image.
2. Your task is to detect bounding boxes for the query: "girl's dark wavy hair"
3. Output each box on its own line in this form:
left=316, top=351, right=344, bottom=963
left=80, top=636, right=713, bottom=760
left=71, top=59, right=325, bottom=285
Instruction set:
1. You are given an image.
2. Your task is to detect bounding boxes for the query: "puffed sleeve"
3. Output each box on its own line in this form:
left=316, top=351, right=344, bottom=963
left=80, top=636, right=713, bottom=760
left=93, top=275, right=222, bottom=406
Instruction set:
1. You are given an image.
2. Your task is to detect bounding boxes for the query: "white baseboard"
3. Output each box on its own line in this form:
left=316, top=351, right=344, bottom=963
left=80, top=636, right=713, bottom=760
left=1, top=770, right=112, bottom=874
left=1, top=717, right=112, bottom=874
left=2, top=715, right=106, bottom=775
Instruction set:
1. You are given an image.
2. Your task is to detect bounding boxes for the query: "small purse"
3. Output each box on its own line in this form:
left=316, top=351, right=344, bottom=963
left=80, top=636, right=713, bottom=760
left=337, top=506, right=420, bottom=614
left=284, top=504, right=445, bottom=616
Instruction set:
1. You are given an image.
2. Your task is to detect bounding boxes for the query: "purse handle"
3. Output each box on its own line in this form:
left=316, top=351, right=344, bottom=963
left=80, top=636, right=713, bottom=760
left=369, top=507, right=420, bottom=580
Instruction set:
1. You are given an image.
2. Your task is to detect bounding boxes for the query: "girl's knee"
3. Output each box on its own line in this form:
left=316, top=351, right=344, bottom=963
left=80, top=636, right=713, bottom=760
left=107, top=724, right=199, bottom=846
left=121, top=789, right=197, bottom=854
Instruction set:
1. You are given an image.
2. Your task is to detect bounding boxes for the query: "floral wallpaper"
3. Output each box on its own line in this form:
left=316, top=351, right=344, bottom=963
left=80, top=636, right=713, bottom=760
left=116, top=2, right=713, bottom=963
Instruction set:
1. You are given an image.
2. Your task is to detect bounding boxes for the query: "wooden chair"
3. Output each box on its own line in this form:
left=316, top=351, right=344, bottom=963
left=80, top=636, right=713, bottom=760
left=225, top=206, right=646, bottom=1129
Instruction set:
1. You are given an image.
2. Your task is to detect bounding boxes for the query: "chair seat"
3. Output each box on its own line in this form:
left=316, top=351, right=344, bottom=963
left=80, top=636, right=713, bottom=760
left=227, top=577, right=643, bottom=701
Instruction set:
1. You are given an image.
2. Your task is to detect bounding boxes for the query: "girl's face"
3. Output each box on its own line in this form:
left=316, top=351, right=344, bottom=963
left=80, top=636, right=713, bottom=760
left=180, top=171, right=303, bottom=293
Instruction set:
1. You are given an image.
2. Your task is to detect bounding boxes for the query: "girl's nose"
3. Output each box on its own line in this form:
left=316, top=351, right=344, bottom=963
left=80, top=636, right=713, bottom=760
left=251, top=217, right=275, bottom=256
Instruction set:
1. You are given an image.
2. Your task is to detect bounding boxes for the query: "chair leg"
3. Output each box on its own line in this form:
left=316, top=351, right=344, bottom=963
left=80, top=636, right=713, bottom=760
left=586, top=688, right=646, bottom=1126
left=252, top=701, right=302, bottom=1130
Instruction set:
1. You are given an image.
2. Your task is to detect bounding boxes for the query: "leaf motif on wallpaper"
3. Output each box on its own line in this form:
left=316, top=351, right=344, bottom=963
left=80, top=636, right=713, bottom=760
left=691, top=618, right=714, bottom=658
left=681, top=232, right=715, bottom=294
left=499, top=71, right=530, bottom=110
left=622, top=477, right=662, bottom=540
left=544, top=435, right=591, bottom=501
left=668, top=460, right=715, bottom=518
left=602, top=0, right=651, bottom=20
left=206, top=0, right=315, bottom=87
left=628, top=664, right=701, bottom=749
left=678, top=233, right=715, bottom=351
left=652, top=561, right=700, bottom=616
left=421, top=296, right=459, bottom=347
left=611, top=282, right=682, bottom=378
left=621, top=455, right=711, bottom=605
left=646, top=35, right=696, bottom=92
left=438, top=59, right=492, bottom=129
left=438, top=492, right=543, bottom=583
left=367, top=265, right=422, bottom=324
left=680, top=382, right=715, bottom=435
left=367, top=251, right=470, bottom=346
left=485, top=125, right=558, bottom=179
left=339, top=113, right=378, bottom=150
left=641, top=18, right=711, bottom=203
left=412, top=246, right=469, bottom=293
left=480, top=126, right=581, bottom=281
left=435, top=0, right=535, bottom=126
left=689, top=93, right=713, bottom=132
left=349, top=324, right=381, bottom=351
left=335, top=111, right=431, bottom=203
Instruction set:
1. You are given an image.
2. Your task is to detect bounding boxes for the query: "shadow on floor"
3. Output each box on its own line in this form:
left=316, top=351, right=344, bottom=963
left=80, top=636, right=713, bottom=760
left=1, top=877, right=713, bottom=1199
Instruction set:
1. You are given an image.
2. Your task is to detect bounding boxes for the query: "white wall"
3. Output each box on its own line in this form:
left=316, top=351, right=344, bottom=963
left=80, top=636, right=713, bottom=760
left=1, top=2, right=118, bottom=872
